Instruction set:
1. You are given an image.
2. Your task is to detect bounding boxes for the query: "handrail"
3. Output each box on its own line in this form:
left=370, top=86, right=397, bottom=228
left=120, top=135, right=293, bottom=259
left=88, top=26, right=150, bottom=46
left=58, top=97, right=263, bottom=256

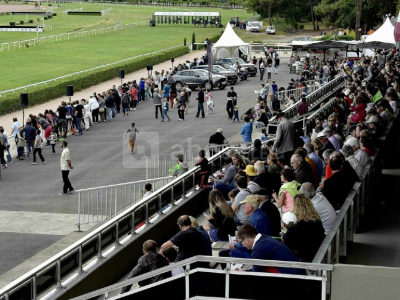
left=69, top=255, right=333, bottom=300
left=0, top=44, right=182, bottom=97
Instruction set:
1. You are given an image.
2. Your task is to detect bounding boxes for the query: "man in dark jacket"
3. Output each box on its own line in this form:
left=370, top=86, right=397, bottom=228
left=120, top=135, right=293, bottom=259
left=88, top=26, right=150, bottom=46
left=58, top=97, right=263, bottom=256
left=209, top=128, right=228, bottom=156
left=20, top=118, right=36, bottom=154
left=120, top=240, right=170, bottom=293
left=195, top=86, right=205, bottom=118
left=291, top=154, right=314, bottom=185
left=270, top=93, right=280, bottom=113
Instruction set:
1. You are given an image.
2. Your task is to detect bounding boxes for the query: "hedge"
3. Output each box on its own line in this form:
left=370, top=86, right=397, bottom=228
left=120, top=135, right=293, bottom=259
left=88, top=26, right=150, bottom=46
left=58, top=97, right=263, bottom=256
left=0, top=46, right=189, bottom=116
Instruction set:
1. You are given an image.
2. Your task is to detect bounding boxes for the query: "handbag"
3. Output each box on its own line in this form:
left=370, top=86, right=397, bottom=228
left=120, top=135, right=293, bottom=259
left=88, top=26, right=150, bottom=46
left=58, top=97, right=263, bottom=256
left=99, top=107, right=105, bottom=112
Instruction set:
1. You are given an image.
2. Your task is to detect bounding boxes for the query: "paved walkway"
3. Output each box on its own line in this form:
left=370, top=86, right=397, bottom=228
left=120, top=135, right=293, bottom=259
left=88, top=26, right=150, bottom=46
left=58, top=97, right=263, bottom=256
left=0, top=51, right=292, bottom=287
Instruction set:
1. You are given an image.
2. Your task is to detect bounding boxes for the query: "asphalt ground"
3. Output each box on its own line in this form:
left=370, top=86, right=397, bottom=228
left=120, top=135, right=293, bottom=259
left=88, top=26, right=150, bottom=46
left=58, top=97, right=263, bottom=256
left=0, top=51, right=292, bottom=286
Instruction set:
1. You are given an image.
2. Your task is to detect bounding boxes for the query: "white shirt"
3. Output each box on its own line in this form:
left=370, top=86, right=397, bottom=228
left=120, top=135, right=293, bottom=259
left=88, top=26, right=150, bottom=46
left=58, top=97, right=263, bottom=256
left=61, top=148, right=72, bottom=171
left=252, top=233, right=262, bottom=249
left=89, top=98, right=99, bottom=110
left=143, top=191, right=152, bottom=198
left=354, top=149, right=369, bottom=168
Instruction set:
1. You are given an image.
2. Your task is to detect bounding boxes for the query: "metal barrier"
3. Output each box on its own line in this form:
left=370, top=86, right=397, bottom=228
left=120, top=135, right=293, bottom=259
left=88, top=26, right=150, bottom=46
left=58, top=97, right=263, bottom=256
left=0, top=44, right=182, bottom=97
left=76, top=176, right=173, bottom=231
left=69, top=256, right=333, bottom=300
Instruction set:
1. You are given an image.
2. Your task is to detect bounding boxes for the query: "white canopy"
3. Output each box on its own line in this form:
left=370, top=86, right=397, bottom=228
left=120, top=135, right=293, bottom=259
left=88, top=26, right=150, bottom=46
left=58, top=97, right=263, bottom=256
left=212, top=22, right=250, bottom=59
left=365, top=17, right=395, bottom=44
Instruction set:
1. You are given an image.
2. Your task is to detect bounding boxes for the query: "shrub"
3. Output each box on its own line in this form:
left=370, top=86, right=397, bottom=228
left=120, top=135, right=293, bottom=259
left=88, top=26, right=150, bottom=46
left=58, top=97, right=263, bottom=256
left=29, top=20, right=33, bottom=24
left=53, top=13, right=57, bottom=16
left=184, top=37, right=186, bottom=46
left=10, top=22, right=15, bottom=26
left=20, top=21, right=24, bottom=24
left=298, top=24, right=304, bottom=30
left=0, top=46, right=189, bottom=116
left=44, top=16, right=48, bottom=20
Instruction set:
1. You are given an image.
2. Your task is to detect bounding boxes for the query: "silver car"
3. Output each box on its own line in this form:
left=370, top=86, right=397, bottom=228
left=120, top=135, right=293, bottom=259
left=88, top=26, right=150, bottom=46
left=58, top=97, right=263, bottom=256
left=173, top=69, right=227, bottom=91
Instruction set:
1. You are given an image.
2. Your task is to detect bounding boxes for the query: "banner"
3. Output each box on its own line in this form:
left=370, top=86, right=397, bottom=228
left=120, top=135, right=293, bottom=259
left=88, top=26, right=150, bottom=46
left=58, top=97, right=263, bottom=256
left=154, top=12, right=219, bottom=17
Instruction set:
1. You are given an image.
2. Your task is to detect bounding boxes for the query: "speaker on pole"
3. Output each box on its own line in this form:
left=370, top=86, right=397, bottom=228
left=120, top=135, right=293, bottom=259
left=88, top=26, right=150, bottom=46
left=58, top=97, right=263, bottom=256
left=20, top=93, right=28, bottom=106
left=147, top=65, right=153, bottom=71
left=119, top=69, right=125, bottom=79
left=66, top=85, right=74, bottom=97
left=171, top=58, right=174, bottom=63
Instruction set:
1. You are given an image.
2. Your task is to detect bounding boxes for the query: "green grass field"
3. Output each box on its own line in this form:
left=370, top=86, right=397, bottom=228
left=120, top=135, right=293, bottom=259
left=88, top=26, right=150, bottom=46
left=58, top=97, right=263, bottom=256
left=0, top=3, right=253, bottom=91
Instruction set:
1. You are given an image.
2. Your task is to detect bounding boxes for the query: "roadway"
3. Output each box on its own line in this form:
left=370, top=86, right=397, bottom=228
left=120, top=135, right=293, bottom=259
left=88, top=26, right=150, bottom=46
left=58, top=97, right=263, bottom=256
left=0, top=52, right=292, bottom=287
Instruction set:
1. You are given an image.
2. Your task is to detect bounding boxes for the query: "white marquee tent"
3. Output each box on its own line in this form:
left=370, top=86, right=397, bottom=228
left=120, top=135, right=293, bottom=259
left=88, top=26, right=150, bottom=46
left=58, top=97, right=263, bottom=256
left=365, top=17, right=395, bottom=44
left=212, top=22, right=250, bottom=59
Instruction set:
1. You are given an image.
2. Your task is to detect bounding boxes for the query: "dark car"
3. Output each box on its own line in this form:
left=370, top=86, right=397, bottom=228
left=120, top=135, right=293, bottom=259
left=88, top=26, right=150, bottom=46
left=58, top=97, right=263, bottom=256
left=191, top=65, right=239, bottom=85
left=214, top=57, right=257, bottom=77
left=173, top=69, right=227, bottom=91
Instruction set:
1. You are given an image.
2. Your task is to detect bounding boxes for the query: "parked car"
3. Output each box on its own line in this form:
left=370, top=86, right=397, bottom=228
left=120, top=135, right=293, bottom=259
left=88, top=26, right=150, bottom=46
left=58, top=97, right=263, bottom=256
left=266, top=26, right=275, bottom=35
left=173, top=69, right=227, bottom=91
left=214, top=57, right=257, bottom=77
left=191, top=65, right=239, bottom=85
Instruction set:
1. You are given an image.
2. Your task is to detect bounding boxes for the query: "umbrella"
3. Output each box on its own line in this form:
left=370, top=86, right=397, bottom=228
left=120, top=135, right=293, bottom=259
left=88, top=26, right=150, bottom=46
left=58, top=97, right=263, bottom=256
left=358, top=41, right=395, bottom=49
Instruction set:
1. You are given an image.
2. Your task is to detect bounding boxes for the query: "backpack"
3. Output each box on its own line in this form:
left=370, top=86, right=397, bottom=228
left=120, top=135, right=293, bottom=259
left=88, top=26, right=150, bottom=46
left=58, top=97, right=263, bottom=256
left=122, top=94, right=130, bottom=104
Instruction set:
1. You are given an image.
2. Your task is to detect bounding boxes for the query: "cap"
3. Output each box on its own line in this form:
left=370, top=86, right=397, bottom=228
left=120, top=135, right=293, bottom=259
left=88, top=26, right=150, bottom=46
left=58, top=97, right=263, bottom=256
left=322, top=127, right=332, bottom=135
left=245, top=165, right=257, bottom=177
left=366, top=116, right=380, bottom=124
left=240, top=195, right=259, bottom=205
left=317, top=131, right=328, bottom=138
left=282, top=212, right=297, bottom=226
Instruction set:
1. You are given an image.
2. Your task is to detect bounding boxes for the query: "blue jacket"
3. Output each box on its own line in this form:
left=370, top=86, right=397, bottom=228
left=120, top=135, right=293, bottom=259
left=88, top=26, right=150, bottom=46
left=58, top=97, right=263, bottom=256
left=20, top=124, right=36, bottom=141
left=251, top=235, right=301, bottom=274
left=248, top=209, right=271, bottom=236
left=105, top=96, right=114, bottom=108
left=240, top=122, right=253, bottom=142
left=139, top=79, right=145, bottom=90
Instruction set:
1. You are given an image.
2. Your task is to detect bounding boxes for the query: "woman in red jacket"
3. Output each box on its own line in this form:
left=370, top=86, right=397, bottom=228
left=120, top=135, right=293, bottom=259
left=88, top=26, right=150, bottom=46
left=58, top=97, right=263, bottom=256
left=346, top=95, right=366, bottom=133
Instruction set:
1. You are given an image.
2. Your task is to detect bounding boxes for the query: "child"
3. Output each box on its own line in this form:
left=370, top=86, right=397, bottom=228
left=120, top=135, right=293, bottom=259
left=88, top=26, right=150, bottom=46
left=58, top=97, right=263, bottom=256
left=49, top=129, right=57, bottom=155
left=16, top=126, right=25, bottom=160
left=161, top=97, right=171, bottom=122
left=233, top=106, right=240, bottom=122
left=205, top=89, right=214, bottom=114
left=267, top=65, right=272, bottom=79
left=124, top=122, right=139, bottom=153
left=261, top=128, right=268, bottom=142
left=32, top=129, right=46, bottom=165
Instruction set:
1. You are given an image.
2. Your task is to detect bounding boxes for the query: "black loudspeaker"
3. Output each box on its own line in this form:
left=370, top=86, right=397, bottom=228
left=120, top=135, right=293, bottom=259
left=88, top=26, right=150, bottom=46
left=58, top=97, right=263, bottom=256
left=147, top=65, right=153, bottom=71
left=171, top=58, right=174, bottom=63
left=119, top=69, right=125, bottom=79
left=66, top=85, right=73, bottom=97
left=20, top=93, right=28, bottom=106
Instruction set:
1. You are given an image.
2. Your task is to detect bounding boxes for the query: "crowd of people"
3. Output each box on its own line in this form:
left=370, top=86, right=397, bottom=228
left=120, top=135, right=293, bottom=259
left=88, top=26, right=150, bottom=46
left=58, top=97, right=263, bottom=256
left=115, top=46, right=400, bottom=292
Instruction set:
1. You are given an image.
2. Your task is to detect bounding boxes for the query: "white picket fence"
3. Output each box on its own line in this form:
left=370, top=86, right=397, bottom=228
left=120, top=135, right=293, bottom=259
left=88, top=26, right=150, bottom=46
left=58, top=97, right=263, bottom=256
left=0, top=20, right=148, bottom=51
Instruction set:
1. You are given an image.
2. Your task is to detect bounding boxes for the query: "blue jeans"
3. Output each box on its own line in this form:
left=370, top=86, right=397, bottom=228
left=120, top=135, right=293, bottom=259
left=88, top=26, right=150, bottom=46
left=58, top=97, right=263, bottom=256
left=112, top=106, right=116, bottom=117
left=196, top=102, right=205, bottom=118
left=215, top=182, right=235, bottom=200
left=323, top=74, right=328, bottom=83
left=255, top=121, right=265, bottom=129
left=17, top=147, right=24, bottom=158
left=122, top=103, right=129, bottom=115
left=107, top=108, right=113, bottom=121
left=6, top=145, right=11, bottom=162
left=162, top=109, right=170, bottom=120
left=76, top=118, right=83, bottom=134
left=275, top=66, right=279, bottom=74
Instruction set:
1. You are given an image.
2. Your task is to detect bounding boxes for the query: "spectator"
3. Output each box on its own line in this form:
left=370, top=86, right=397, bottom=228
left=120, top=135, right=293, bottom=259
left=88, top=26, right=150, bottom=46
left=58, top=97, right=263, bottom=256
left=209, top=128, right=228, bottom=156
left=266, top=153, right=282, bottom=176
left=283, top=194, right=325, bottom=262
left=366, top=115, right=383, bottom=142
left=161, top=215, right=207, bottom=263
left=237, top=225, right=301, bottom=274
left=194, top=149, right=209, bottom=172
left=341, top=144, right=363, bottom=178
left=153, top=88, right=163, bottom=119
left=189, top=216, right=212, bottom=257
left=19, top=118, right=36, bottom=155
left=270, top=93, right=280, bottom=113
left=120, top=240, right=170, bottom=293
left=272, top=112, right=296, bottom=165
left=245, top=165, right=260, bottom=194
left=272, top=168, right=300, bottom=213
left=345, top=137, right=369, bottom=168
left=31, top=129, right=46, bottom=165
left=298, top=96, right=308, bottom=115
left=212, top=155, right=239, bottom=199
left=240, top=195, right=272, bottom=235
left=323, top=156, right=355, bottom=210
left=346, top=95, right=366, bottom=133
left=248, top=139, right=269, bottom=162
left=317, top=131, right=335, bottom=159
left=300, top=182, right=336, bottom=233
left=161, top=247, right=184, bottom=276
left=290, top=154, right=314, bottom=185
left=202, top=190, right=237, bottom=242
left=10, top=117, right=21, bottom=138
left=240, top=116, right=253, bottom=143
left=322, top=149, right=334, bottom=180
left=257, top=188, right=281, bottom=237
left=322, top=127, right=341, bottom=151
left=171, top=153, right=189, bottom=178
left=143, top=183, right=152, bottom=197
left=304, top=143, right=323, bottom=185
left=231, top=176, right=252, bottom=225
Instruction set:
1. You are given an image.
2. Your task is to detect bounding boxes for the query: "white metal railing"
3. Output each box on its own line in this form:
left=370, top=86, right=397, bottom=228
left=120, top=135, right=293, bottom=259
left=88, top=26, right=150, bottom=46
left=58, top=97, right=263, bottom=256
left=0, top=44, right=182, bottom=96
left=64, top=7, right=82, bottom=14
left=250, top=44, right=292, bottom=54
left=69, top=256, right=333, bottom=300
left=101, top=7, right=112, bottom=15
left=0, top=20, right=148, bottom=52
left=76, top=176, right=173, bottom=230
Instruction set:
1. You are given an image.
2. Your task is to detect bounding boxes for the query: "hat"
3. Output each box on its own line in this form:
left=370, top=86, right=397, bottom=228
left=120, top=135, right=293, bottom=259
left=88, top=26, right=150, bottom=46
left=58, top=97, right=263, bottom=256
left=89, top=95, right=93, bottom=98
left=322, top=127, right=332, bottom=136
left=317, top=131, right=328, bottom=138
left=366, top=116, right=380, bottom=124
left=245, top=165, right=257, bottom=177
left=26, top=117, right=31, bottom=122
left=240, top=195, right=259, bottom=205
left=282, top=212, right=297, bottom=226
